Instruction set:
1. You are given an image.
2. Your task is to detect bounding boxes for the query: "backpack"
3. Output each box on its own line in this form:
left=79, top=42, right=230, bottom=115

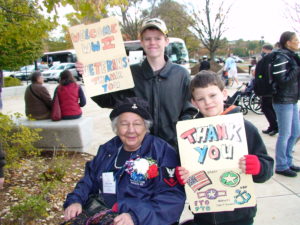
left=253, top=52, right=276, bottom=97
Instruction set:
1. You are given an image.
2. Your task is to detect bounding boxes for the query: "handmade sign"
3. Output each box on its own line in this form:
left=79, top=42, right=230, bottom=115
left=176, top=113, right=256, bottom=213
left=69, top=17, right=134, bottom=97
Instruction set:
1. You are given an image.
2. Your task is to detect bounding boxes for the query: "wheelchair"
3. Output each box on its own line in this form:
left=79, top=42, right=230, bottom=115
left=226, top=83, right=263, bottom=115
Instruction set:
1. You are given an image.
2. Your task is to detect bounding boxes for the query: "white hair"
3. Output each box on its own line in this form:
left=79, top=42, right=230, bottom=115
left=111, top=116, right=152, bottom=135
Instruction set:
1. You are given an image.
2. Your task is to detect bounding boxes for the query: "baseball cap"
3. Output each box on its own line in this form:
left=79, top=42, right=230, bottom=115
left=140, top=18, right=168, bottom=36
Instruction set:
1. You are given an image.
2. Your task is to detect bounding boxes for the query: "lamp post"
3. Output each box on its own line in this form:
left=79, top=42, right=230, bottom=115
left=260, top=36, right=265, bottom=46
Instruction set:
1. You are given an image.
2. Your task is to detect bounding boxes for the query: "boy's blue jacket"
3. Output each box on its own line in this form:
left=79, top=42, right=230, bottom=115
left=64, top=133, right=185, bottom=225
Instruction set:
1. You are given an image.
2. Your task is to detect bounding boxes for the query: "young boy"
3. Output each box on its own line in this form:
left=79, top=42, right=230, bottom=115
left=176, top=71, right=274, bottom=225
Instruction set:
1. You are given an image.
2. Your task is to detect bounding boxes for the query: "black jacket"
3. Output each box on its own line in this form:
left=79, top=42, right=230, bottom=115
left=272, top=48, right=300, bottom=104
left=193, top=106, right=274, bottom=225
left=91, top=56, right=197, bottom=148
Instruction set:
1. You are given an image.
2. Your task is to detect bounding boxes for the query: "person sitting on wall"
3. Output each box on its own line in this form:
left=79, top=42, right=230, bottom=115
left=24, top=72, right=52, bottom=120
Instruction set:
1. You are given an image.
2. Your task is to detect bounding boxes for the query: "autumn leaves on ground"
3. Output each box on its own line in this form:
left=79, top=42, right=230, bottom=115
left=0, top=151, right=93, bottom=225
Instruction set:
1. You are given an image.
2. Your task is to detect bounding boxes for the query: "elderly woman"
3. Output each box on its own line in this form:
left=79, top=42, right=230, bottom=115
left=63, top=97, right=185, bottom=225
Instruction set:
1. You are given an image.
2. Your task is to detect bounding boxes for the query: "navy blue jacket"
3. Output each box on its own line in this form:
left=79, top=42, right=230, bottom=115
left=64, top=133, right=186, bottom=225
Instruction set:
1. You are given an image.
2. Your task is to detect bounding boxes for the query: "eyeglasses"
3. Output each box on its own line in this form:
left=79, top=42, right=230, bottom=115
left=118, top=122, right=145, bottom=130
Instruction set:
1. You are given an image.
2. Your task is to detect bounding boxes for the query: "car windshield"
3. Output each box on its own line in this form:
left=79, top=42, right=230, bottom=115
left=49, top=64, right=66, bottom=70
left=20, top=65, right=35, bottom=71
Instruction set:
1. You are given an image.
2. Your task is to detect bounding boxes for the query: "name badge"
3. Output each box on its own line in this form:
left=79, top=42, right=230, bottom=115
left=102, top=172, right=116, bottom=194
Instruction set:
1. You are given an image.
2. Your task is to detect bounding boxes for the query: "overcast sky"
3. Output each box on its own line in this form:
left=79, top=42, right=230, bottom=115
left=55, top=0, right=299, bottom=45
left=222, top=0, right=298, bottom=44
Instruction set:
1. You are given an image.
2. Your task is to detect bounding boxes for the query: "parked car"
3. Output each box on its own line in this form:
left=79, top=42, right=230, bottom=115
left=3, top=70, right=17, bottom=77
left=232, top=56, right=244, bottom=63
left=13, top=64, right=49, bottom=81
left=189, top=58, right=198, bottom=63
left=42, top=63, right=80, bottom=82
left=214, top=57, right=225, bottom=64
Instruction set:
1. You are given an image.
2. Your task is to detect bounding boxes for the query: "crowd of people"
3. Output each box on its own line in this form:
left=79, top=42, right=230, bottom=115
left=0, top=17, right=299, bottom=225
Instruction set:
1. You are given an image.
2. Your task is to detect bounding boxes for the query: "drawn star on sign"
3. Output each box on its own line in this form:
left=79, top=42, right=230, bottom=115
left=207, top=189, right=217, bottom=198
left=220, top=171, right=240, bottom=187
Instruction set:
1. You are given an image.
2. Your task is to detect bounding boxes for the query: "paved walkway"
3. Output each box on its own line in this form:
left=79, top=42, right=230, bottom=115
left=2, top=78, right=300, bottom=225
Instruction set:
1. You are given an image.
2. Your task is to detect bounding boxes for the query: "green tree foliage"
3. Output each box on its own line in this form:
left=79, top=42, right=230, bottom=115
left=149, top=0, right=199, bottom=55
left=0, top=0, right=55, bottom=70
left=114, top=0, right=144, bottom=40
left=42, top=0, right=128, bottom=24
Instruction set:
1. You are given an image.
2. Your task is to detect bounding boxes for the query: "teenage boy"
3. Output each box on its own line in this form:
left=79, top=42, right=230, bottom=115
left=176, top=71, right=274, bottom=225
left=76, top=18, right=196, bottom=149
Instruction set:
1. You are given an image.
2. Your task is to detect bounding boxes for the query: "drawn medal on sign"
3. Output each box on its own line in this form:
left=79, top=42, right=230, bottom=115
left=220, top=171, right=240, bottom=187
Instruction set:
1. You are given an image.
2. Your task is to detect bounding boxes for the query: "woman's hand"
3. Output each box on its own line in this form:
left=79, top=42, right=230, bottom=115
left=175, top=166, right=190, bottom=185
left=75, top=61, right=84, bottom=75
left=113, top=213, right=134, bottom=225
left=64, top=203, right=82, bottom=221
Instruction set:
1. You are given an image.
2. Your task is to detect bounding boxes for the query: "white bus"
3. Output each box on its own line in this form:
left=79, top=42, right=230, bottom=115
left=41, top=38, right=190, bottom=71
left=124, top=37, right=190, bottom=72
left=41, top=49, right=77, bottom=66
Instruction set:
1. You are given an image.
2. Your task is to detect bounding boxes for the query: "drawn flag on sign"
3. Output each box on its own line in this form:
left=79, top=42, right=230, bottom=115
left=187, top=171, right=212, bottom=192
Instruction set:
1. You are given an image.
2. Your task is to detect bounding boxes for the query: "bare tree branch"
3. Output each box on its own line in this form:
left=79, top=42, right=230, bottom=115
left=189, top=0, right=231, bottom=59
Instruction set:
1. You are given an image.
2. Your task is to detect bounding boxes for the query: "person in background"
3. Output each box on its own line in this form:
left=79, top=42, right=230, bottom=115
left=0, top=142, right=5, bottom=189
left=24, top=72, right=52, bottom=120
left=224, top=53, right=239, bottom=86
left=259, top=44, right=278, bottom=136
left=199, top=55, right=210, bottom=71
left=250, top=56, right=257, bottom=77
left=248, top=56, right=257, bottom=75
left=55, top=70, right=86, bottom=120
left=62, top=97, right=185, bottom=225
left=177, top=72, right=274, bottom=225
left=75, top=18, right=196, bottom=149
left=271, top=31, right=300, bottom=177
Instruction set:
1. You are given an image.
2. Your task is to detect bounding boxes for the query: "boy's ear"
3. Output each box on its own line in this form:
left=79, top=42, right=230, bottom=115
left=191, top=98, right=197, bottom=108
left=222, top=89, right=228, bottom=101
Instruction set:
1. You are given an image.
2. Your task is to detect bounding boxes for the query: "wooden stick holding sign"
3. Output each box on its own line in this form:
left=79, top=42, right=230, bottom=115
left=176, top=113, right=256, bottom=213
left=69, top=17, right=134, bottom=98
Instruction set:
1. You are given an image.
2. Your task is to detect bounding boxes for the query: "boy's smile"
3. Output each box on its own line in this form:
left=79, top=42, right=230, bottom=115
left=192, top=85, right=228, bottom=117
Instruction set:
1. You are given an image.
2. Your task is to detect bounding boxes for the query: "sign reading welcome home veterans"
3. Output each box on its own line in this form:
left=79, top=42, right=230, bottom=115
left=69, top=17, right=134, bottom=97
left=176, top=113, right=256, bottom=213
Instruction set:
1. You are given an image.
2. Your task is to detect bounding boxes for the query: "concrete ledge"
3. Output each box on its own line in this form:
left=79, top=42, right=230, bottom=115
left=2, top=85, right=28, bottom=99
left=18, top=117, right=93, bottom=152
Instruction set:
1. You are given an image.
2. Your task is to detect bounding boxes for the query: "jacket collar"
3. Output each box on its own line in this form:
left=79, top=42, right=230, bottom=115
left=141, top=55, right=173, bottom=80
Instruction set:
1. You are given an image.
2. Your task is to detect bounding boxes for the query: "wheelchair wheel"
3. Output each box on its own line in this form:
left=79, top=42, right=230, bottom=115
left=241, top=95, right=252, bottom=110
left=250, top=94, right=263, bottom=115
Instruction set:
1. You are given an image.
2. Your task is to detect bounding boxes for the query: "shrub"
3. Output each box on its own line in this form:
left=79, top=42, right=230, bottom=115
left=40, top=156, right=72, bottom=182
left=3, top=77, right=22, bottom=87
left=9, top=187, right=50, bottom=223
left=0, top=113, right=42, bottom=168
